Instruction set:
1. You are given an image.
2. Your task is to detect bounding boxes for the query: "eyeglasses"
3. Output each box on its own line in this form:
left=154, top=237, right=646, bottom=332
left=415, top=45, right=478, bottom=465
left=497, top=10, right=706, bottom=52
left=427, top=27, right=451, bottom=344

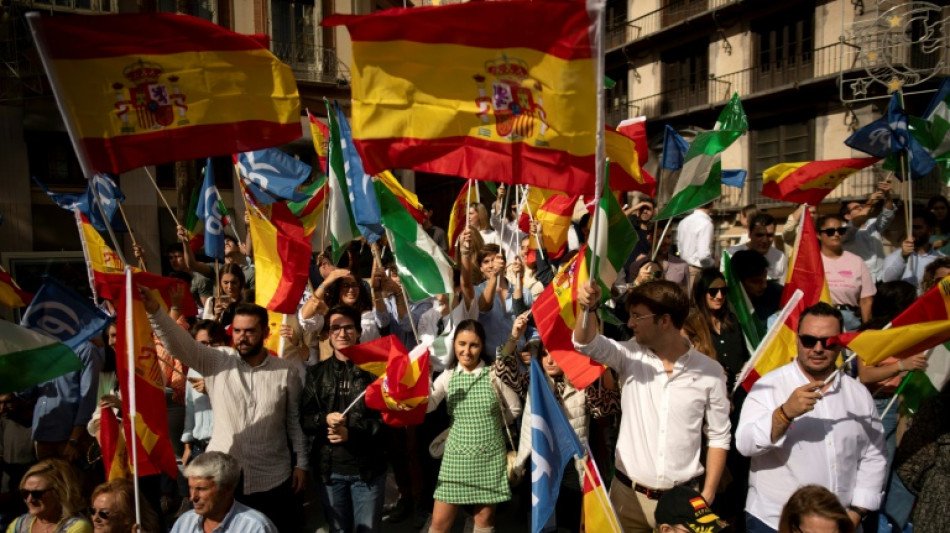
left=819, top=227, right=848, bottom=237
left=799, top=335, right=838, bottom=350
left=329, top=324, right=357, bottom=335
left=630, top=313, right=658, bottom=321
left=20, top=489, right=51, bottom=500
left=706, top=287, right=727, bottom=297
left=90, top=509, right=112, bottom=521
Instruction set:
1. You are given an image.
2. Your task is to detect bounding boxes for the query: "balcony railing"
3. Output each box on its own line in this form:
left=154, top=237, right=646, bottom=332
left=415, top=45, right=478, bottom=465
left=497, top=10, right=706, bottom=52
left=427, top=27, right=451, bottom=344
left=13, top=0, right=116, bottom=11
left=271, top=42, right=348, bottom=85
left=606, top=0, right=739, bottom=50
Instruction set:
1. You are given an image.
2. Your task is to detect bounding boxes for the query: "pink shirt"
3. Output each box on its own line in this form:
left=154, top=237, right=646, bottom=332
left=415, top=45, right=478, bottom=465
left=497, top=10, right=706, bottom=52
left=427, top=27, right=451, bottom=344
left=822, top=251, right=876, bottom=307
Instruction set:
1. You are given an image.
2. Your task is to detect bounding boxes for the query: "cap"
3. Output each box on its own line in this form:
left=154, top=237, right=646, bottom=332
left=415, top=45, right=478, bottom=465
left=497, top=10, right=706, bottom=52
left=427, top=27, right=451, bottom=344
left=654, top=486, right=727, bottom=533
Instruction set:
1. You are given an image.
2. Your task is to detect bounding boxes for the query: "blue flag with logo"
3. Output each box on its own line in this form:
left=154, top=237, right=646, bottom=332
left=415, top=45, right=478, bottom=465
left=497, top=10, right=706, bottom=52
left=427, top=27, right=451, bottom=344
left=34, top=173, right=127, bottom=233
left=20, top=277, right=111, bottom=352
left=846, top=92, right=935, bottom=179
left=196, top=159, right=228, bottom=261
left=530, top=359, right=584, bottom=533
left=237, top=148, right=312, bottom=205
left=333, top=102, right=383, bottom=243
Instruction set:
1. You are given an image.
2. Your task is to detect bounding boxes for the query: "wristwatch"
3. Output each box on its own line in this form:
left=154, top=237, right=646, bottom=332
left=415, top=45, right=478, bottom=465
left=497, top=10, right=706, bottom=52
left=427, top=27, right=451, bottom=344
left=847, top=505, right=868, bottom=520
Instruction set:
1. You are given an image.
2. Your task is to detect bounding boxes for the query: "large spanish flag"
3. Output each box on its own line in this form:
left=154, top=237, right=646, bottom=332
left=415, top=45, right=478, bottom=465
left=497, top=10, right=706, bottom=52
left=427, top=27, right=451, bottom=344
left=27, top=12, right=301, bottom=175
left=324, top=2, right=603, bottom=195
left=762, top=157, right=879, bottom=205
left=247, top=202, right=311, bottom=314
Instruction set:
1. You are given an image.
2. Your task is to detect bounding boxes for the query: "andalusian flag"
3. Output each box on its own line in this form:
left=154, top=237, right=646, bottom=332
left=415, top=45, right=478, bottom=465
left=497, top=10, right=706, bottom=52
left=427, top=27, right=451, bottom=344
left=324, top=1, right=602, bottom=195
left=0, top=320, right=80, bottom=395
left=656, top=93, right=747, bottom=220
left=0, top=267, right=33, bottom=308
left=247, top=202, right=311, bottom=314
left=519, top=187, right=578, bottom=259
left=722, top=250, right=765, bottom=352
left=27, top=12, right=300, bottom=175
left=762, top=157, right=879, bottom=205
left=913, top=77, right=950, bottom=184
left=447, top=180, right=478, bottom=256
left=589, top=173, right=638, bottom=301
left=287, top=177, right=328, bottom=237
left=326, top=99, right=359, bottom=264
left=374, top=181, right=453, bottom=301
left=365, top=342, right=431, bottom=427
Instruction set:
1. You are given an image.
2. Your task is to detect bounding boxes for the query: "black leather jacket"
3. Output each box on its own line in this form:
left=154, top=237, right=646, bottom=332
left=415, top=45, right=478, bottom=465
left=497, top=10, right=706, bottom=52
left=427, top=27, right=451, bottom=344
left=300, top=356, right=386, bottom=483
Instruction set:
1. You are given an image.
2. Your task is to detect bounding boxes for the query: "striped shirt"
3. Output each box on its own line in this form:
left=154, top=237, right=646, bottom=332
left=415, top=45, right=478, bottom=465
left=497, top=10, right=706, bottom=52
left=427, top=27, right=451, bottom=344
left=170, top=500, right=277, bottom=533
left=149, top=311, right=308, bottom=494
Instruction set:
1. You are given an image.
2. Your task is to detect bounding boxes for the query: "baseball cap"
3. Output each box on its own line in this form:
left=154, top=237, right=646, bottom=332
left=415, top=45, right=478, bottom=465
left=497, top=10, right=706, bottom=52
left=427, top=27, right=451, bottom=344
left=654, top=486, right=727, bottom=532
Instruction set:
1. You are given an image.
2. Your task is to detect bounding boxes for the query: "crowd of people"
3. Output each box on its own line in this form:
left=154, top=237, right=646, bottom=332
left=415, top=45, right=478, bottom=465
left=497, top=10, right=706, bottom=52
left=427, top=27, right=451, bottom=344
left=2, top=181, right=950, bottom=533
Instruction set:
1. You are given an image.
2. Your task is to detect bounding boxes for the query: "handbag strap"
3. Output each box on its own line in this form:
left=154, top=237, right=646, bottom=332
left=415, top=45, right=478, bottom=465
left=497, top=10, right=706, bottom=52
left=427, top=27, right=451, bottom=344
left=490, top=370, right=517, bottom=453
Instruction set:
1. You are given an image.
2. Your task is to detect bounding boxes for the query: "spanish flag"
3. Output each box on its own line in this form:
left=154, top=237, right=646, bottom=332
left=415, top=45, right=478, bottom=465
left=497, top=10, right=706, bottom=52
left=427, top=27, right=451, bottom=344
left=519, top=187, right=578, bottom=260
left=27, top=12, right=301, bottom=175
left=0, top=267, right=33, bottom=308
left=247, top=202, right=312, bottom=314
left=324, top=1, right=603, bottom=195
left=307, top=109, right=330, bottom=175
left=738, top=212, right=831, bottom=391
left=834, top=275, right=950, bottom=365
left=340, top=335, right=400, bottom=378
left=364, top=342, right=430, bottom=427
left=99, top=407, right=131, bottom=481
left=762, top=157, right=879, bottom=206
left=580, top=444, right=622, bottom=533
left=447, top=180, right=478, bottom=256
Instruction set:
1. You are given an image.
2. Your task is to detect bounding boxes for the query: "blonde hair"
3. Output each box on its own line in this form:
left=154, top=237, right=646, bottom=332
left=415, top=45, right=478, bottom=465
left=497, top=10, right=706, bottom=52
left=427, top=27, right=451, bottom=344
left=20, top=459, right=85, bottom=520
left=470, top=203, right=490, bottom=230
left=91, top=479, right=160, bottom=533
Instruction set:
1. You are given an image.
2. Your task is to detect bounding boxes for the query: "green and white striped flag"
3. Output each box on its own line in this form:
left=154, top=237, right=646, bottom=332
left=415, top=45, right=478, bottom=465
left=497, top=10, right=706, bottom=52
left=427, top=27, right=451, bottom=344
left=721, top=250, right=765, bottom=353
left=374, top=180, right=454, bottom=301
left=656, top=93, right=748, bottom=220
left=326, top=100, right=360, bottom=264
left=589, top=173, right=637, bottom=303
left=910, top=78, right=950, bottom=185
left=900, top=343, right=950, bottom=414
left=0, top=320, right=81, bottom=395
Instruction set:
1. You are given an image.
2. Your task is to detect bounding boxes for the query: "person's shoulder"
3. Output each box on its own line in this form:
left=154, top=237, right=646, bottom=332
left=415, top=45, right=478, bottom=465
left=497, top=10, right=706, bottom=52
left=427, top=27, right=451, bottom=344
left=170, top=509, right=200, bottom=532
left=749, top=361, right=796, bottom=391
left=63, top=516, right=93, bottom=533
left=231, top=501, right=278, bottom=531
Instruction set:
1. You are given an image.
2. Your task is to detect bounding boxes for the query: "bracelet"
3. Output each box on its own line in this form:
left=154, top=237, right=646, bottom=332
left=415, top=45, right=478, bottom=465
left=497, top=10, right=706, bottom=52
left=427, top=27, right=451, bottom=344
left=317, top=284, right=326, bottom=292
left=777, top=405, right=793, bottom=424
left=507, top=335, right=519, bottom=344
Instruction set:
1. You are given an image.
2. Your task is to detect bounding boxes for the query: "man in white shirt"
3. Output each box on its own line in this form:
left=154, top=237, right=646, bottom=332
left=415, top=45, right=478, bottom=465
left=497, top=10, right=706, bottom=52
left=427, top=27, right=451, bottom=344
left=726, top=213, right=787, bottom=283
left=676, top=203, right=716, bottom=289
left=882, top=211, right=945, bottom=291
left=574, top=280, right=731, bottom=533
left=736, top=302, right=887, bottom=533
left=841, top=180, right=896, bottom=283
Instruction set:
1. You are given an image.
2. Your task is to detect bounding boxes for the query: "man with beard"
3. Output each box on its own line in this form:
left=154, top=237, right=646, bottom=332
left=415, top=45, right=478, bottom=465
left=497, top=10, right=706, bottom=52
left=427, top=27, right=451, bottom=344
left=140, top=288, right=308, bottom=533
left=736, top=303, right=886, bottom=533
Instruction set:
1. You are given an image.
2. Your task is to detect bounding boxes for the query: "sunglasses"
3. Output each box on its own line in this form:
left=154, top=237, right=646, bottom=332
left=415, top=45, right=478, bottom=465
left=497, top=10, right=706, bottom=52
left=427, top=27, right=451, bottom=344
left=340, top=282, right=360, bottom=291
left=706, top=287, right=727, bottom=297
left=90, top=509, right=112, bottom=521
left=819, top=227, right=848, bottom=237
left=799, top=335, right=838, bottom=349
left=20, top=489, right=51, bottom=500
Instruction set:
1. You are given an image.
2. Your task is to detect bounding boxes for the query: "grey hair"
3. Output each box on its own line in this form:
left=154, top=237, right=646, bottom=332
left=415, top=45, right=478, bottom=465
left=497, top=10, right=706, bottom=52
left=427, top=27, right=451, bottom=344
left=183, top=452, right=241, bottom=491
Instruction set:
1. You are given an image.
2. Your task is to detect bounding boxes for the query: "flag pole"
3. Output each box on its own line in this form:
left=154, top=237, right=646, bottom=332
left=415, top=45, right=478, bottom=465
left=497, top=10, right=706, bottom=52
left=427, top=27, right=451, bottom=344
left=278, top=314, right=290, bottom=358
left=341, top=389, right=368, bottom=416
left=91, top=180, right=130, bottom=268
left=142, top=167, right=183, bottom=228
left=124, top=268, right=143, bottom=528
left=465, top=179, right=473, bottom=231
left=116, top=202, right=147, bottom=271
left=582, top=0, right=607, bottom=329
left=651, top=218, right=673, bottom=262
left=401, top=287, right=420, bottom=343
left=881, top=369, right=915, bottom=418
left=581, top=159, right=608, bottom=329
left=732, top=289, right=804, bottom=393
left=523, top=187, right=546, bottom=262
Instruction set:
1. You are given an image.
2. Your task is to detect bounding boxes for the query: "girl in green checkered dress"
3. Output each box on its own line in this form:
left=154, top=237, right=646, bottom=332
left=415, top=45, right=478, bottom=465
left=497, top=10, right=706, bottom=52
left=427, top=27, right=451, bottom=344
left=427, top=320, right=522, bottom=533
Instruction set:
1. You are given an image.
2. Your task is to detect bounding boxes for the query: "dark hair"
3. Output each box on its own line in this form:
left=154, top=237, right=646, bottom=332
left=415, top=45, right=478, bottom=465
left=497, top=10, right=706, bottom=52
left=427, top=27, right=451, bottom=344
left=224, top=234, right=238, bottom=246
left=476, top=243, right=502, bottom=265
left=797, top=302, right=844, bottom=334
left=865, top=281, right=917, bottom=329
left=922, top=257, right=950, bottom=293
left=218, top=263, right=246, bottom=291
left=691, top=267, right=737, bottom=333
left=452, top=319, right=489, bottom=366
left=191, top=319, right=228, bottom=345
left=927, top=195, right=950, bottom=234
left=740, top=204, right=760, bottom=221
left=231, top=303, right=268, bottom=330
left=628, top=257, right=661, bottom=283
left=815, top=214, right=844, bottom=230
left=325, top=305, right=363, bottom=336
left=777, top=485, right=854, bottom=533
left=625, top=279, right=689, bottom=329
left=913, top=210, right=938, bottom=231
left=839, top=199, right=862, bottom=218
left=165, top=242, right=185, bottom=256
left=325, top=277, right=372, bottom=313
left=749, top=213, right=776, bottom=230
left=730, top=249, right=769, bottom=281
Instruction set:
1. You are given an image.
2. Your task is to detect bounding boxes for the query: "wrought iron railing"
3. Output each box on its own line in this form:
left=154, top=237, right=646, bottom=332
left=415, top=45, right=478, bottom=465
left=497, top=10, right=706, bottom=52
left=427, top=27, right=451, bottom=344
left=271, top=42, right=348, bottom=85
left=606, top=0, right=739, bottom=50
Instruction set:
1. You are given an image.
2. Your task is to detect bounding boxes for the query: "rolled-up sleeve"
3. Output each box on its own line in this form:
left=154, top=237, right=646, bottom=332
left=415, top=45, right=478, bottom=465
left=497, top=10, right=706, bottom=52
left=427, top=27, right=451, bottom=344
left=572, top=333, right=625, bottom=375
left=704, top=373, right=732, bottom=450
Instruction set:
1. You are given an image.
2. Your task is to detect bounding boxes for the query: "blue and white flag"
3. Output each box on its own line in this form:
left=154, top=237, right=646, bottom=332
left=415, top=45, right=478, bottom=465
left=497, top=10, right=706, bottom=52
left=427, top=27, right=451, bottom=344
left=333, top=102, right=383, bottom=243
left=237, top=148, right=312, bottom=204
left=35, top=173, right=127, bottom=233
left=846, top=92, right=935, bottom=179
left=20, top=276, right=111, bottom=352
left=196, top=159, right=227, bottom=261
left=530, top=359, right=584, bottom=533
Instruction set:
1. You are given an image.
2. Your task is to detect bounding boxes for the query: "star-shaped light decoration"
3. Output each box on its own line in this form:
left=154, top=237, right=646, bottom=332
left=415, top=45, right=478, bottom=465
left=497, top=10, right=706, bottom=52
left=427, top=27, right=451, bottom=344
left=866, top=50, right=879, bottom=62
left=850, top=78, right=871, bottom=98
left=888, top=14, right=902, bottom=28
left=887, top=77, right=904, bottom=93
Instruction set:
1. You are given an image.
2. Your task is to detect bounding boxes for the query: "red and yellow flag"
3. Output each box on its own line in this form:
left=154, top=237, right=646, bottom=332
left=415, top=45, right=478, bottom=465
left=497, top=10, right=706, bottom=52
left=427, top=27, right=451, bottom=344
left=115, top=272, right=178, bottom=479
left=580, top=445, right=622, bottom=533
left=605, top=127, right=656, bottom=197
left=377, top=171, right=425, bottom=224
left=739, top=213, right=831, bottom=391
left=533, top=246, right=606, bottom=390
left=0, top=267, right=33, bottom=308
left=324, top=1, right=604, bottom=195
left=247, top=202, right=312, bottom=314
left=762, top=157, right=879, bottom=205
left=447, top=180, right=478, bottom=256
left=340, top=335, right=401, bottom=377
left=834, top=275, right=950, bottom=365
left=308, top=109, right=331, bottom=174
left=99, top=406, right=131, bottom=481
left=28, top=12, right=301, bottom=175
left=519, top=187, right=578, bottom=259
left=365, top=342, right=430, bottom=427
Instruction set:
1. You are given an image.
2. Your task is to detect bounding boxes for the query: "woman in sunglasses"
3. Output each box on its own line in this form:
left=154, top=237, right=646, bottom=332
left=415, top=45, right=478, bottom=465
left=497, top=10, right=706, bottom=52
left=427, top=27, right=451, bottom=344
left=9, top=459, right=90, bottom=533
left=816, top=214, right=875, bottom=331
left=692, top=268, right=749, bottom=392
left=88, top=480, right=159, bottom=533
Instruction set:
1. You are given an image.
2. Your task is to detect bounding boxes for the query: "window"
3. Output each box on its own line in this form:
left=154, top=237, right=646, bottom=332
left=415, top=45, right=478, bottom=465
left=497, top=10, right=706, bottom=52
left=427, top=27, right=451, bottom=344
left=271, top=0, right=317, bottom=67
left=749, top=119, right=814, bottom=204
left=753, top=7, right=814, bottom=91
left=661, top=0, right=707, bottom=27
left=661, top=39, right=709, bottom=114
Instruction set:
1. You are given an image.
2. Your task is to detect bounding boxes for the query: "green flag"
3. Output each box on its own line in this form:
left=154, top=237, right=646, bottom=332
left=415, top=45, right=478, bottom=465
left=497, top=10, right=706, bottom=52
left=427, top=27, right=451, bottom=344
left=326, top=99, right=360, bottom=264
left=721, top=250, right=765, bottom=353
left=656, top=93, right=748, bottom=220
left=588, top=172, right=637, bottom=304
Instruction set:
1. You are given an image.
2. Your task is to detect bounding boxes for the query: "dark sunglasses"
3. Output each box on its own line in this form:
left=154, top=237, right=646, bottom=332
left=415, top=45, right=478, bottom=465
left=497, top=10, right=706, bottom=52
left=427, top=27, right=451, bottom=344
left=706, top=287, right=727, bottom=297
left=90, top=509, right=112, bottom=521
left=819, top=227, right=848, bottom=237
left=799, top=335, right=838, bottom=349
left=20, top=489, right=51, bottom=500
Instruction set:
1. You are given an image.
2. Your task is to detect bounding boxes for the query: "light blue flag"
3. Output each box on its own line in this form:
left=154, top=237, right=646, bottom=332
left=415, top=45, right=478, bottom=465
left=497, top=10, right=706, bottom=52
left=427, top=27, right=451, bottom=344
left=196, top=159, right=227, bottom=261
left=35, top=173, right=127, bottom=233
left=530, top=359, right=584, bottom=533
left=236, top=148, right=312, bottom=204
left=333, top=102, right=383, bottom=243
left=721, top=169, right=748, bottom=188
left=20, top=276, right=111, bottom=352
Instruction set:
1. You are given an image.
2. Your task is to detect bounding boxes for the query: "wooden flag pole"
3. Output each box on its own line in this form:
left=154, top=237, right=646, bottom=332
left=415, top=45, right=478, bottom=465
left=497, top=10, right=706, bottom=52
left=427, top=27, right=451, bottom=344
left=123, top=268, right=143, bottom=528
left=116, top=202, right=147, bottom=271
left=143, top=167, right=182, bottom=228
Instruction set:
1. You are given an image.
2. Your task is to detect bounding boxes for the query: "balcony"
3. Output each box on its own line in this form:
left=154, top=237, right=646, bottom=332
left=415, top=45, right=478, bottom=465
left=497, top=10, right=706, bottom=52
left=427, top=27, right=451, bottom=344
left=606, top=0, right=738, bottom=50
left=271, top=42, right=349, bottom=85
left=12, top=0, right=115, bottom=11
